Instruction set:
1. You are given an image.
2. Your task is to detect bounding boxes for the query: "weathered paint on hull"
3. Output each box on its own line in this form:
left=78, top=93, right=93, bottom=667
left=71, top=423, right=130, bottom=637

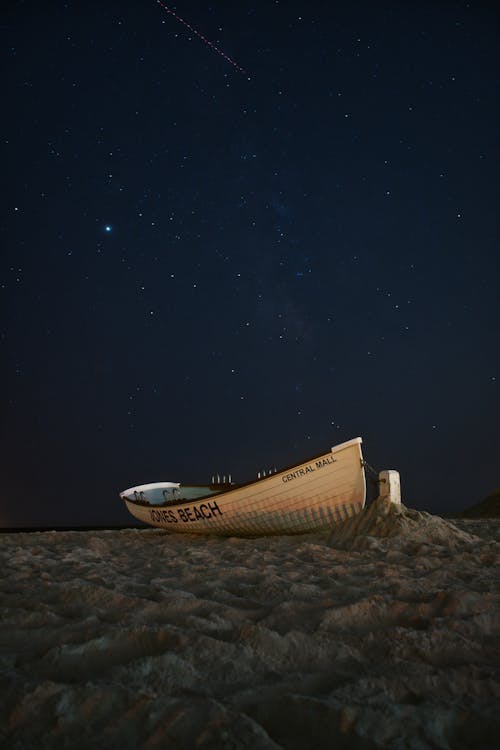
left=123, top=437, right=366, bottom=536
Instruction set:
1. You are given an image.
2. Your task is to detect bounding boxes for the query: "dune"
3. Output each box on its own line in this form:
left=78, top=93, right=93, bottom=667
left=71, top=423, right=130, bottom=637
left=456, top=488, right=500, bottom=519
left=0, top=501, right=499, bottom=749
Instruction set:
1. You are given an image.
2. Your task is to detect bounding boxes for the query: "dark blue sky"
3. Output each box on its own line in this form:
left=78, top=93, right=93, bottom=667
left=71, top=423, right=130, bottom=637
left=2, top=0, right=499, bottom=526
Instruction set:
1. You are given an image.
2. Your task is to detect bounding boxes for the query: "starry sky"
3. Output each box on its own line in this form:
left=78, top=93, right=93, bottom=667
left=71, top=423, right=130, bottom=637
left=2, top=0, right=499, bottom=527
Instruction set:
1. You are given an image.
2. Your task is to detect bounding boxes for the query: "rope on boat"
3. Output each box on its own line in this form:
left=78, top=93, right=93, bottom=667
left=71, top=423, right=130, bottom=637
left=363, top=460, right=379, bottom=479
left=362, top=460, right=387, bottom=503
left=363, top=460, right=382, bottom=494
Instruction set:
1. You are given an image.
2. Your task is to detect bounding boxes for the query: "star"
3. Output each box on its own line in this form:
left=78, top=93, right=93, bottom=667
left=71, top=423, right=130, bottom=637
left=104, top=225, right=112, bottom=233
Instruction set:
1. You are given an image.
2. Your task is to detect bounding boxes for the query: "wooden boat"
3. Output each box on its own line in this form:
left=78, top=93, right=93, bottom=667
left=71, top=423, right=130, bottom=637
left=120, top=437, right=366, bottom=536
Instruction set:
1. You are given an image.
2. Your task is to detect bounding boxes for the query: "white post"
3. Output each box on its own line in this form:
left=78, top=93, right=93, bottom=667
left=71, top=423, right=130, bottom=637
left=378, top=470, right=401, bottom=504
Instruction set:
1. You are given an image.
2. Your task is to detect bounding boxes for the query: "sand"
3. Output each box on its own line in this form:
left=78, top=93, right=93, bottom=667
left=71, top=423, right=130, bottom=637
left=1, top=500, right=499, bottom=749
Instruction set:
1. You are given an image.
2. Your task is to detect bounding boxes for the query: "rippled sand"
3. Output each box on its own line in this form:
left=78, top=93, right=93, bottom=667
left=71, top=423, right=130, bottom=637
left=1, top=501, right=499, bottom=749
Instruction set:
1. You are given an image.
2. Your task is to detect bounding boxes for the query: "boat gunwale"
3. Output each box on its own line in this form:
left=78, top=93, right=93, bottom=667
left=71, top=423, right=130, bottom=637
left=122, top=437, right=364, bottom=509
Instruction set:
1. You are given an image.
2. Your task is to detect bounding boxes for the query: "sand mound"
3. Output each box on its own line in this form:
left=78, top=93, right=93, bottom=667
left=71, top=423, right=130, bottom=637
left=327, top=496, right=478, bottom=551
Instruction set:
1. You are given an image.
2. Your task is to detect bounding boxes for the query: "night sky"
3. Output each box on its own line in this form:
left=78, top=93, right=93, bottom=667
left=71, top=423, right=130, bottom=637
left=2, top=0, right=499, bottom=527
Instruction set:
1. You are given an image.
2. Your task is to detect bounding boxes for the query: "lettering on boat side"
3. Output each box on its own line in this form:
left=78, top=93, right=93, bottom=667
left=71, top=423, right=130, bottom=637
left=150, top=508, right=178, bottom=524
left=149, top=500, right=223, bottom=525
left=282, top=456, right=337, bottom=483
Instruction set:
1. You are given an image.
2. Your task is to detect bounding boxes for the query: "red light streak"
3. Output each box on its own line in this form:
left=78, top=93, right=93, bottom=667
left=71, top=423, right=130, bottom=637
left=156, top=1, right=249, bottom=78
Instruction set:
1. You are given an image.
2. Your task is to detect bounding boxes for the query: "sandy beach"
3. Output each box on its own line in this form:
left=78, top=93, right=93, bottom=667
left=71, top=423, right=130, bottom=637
left=1, top=500, right=499, bottom=749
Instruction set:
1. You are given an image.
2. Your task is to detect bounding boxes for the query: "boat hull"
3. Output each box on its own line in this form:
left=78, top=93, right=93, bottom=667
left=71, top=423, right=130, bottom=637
left=121, top=437, right=366, bottom=536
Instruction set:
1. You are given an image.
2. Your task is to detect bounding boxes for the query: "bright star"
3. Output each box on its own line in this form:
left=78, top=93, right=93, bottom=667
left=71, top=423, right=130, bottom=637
left=104, top=225, right=112, bottom=233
